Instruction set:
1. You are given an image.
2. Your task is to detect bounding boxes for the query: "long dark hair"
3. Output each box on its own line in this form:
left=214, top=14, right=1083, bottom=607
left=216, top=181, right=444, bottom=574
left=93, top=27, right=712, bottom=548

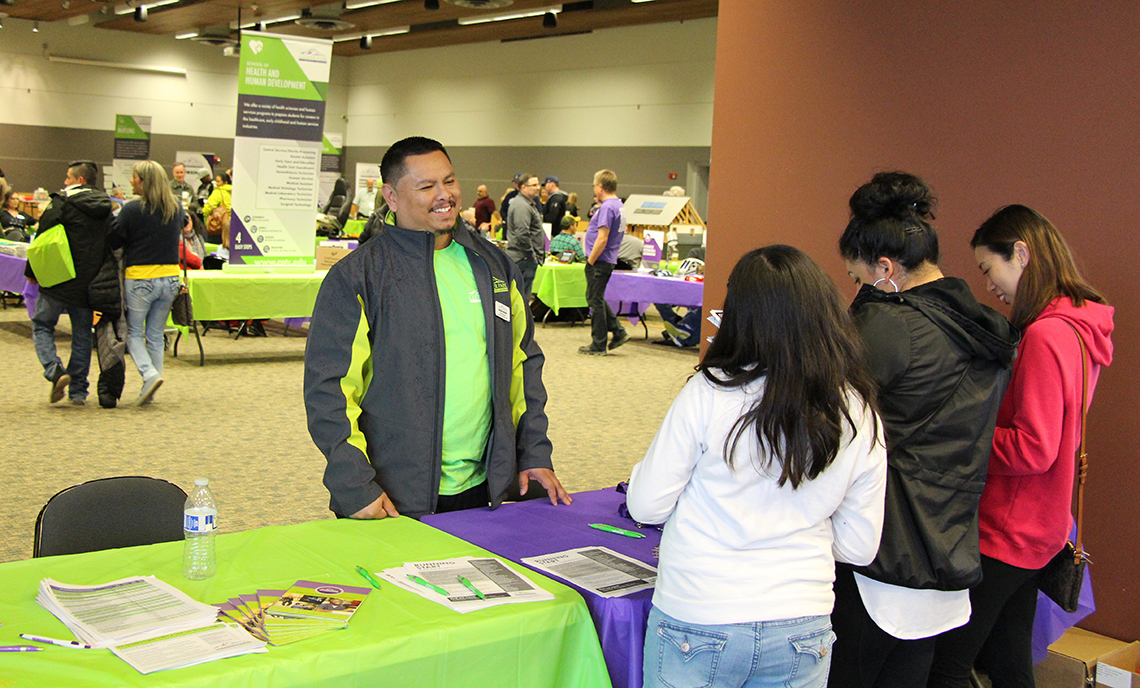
left=701, top=245, right=878, bottom=488
left=839, top=171, right=939, bottom=270
left=971, top=204, right=1106, bottom=330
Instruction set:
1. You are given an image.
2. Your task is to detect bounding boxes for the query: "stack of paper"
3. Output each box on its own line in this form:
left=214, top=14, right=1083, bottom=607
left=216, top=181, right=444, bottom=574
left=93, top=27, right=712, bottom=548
left=379, top=557, right=554, bottom=613
left=219, top=581, right=369, bottom=646
left=36, top=576, right=267, bottom=674
left=521, top=546, right=657, bottom=598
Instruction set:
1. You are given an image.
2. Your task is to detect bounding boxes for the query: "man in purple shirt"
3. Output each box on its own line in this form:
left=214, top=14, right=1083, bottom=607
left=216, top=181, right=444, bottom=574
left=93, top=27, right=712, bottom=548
left=579, top=169, right=630, bottom=355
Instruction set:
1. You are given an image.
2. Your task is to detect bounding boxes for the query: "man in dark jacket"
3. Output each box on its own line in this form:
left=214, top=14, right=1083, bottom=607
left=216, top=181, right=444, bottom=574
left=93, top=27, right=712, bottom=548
left=542, top=176, right=568, bottom=237
left=304, top=137, right=571, bottom=520
left=25, top=161, right=114, bottom=405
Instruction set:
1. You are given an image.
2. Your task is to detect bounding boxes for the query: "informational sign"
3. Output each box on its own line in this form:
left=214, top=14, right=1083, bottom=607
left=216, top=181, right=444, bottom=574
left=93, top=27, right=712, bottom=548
left=228, top=30, right=332, bottom=269
left=317, top=133, right=342, bottom=209
left=111, top=114, right=151, bottom=193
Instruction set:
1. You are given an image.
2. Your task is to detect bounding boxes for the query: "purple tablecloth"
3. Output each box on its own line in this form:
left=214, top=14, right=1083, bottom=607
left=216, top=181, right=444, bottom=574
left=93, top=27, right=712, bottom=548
left=606, top=271, right=703, bottom=309
left=0, top=252, right=38, bottom=317
left=423, top=488, right=659, bottom=688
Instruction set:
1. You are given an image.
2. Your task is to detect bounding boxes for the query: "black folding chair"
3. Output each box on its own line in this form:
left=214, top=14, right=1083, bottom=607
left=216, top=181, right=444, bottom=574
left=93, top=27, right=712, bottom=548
left=34, top=476, right=188, bottom=558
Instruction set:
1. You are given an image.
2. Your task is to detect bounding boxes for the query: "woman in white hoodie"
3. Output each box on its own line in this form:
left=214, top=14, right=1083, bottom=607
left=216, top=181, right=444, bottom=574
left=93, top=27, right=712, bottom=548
left=628, top=245, right=888, bottom=688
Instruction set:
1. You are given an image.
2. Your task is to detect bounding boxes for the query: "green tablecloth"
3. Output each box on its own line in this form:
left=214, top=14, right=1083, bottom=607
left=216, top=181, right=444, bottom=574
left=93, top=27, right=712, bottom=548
left=342, top=219, right=366, bottom=237
left=533, top=263, right=587, bottom=315
left=0, top=518, right=610, bottom=687
left=186, top=270, right=327, bottom=321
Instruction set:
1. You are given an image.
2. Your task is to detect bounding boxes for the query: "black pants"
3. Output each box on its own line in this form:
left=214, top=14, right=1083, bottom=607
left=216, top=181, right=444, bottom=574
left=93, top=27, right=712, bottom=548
left=515, top=256, right=537, bottom=304
left=334, top=481, right=489, bottom=519
left=829, top=565, right=937, bottom=688
left=927, top=555, right=1040, bottom=688
left=584, top=261, right=620, bottom=349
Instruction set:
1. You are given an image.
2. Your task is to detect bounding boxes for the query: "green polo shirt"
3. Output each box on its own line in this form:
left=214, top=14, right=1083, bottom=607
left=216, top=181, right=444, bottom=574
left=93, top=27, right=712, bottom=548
left=434, top=240, right=492, bottom=495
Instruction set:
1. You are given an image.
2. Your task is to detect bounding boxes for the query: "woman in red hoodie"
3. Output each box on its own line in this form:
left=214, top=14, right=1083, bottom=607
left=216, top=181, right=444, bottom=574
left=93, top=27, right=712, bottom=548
left=927, top=205, right=1114, bottom=688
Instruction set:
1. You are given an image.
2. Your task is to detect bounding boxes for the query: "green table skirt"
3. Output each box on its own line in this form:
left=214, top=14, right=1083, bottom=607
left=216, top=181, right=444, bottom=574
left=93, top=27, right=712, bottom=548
left=186, top=270, right=327, bottom=321
left=534, top=263, right=588, bottom=315
left=0, top=517, right=611, bottom=687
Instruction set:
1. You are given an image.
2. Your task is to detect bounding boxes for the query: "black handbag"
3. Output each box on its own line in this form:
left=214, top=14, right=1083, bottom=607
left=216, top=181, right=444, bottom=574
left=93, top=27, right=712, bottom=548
left=170, top=237, right=194, bottom=327
left=1037, top=323, right=1090, bottom=613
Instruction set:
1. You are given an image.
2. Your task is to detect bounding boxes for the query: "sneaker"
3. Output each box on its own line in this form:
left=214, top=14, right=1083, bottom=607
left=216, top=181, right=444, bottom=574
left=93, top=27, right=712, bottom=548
left=136, top=377, right=164, bottom=406
left=578, top=345, right=608, bottom=356
left=662, top=321, right=689, bottom=348
left=49, top=372, right=71, bottom=404
left=609, top=329, right=630, bottom=351
left=98, top=394, right=118, bottom=409
left=69, top=397, right=86, bottom=406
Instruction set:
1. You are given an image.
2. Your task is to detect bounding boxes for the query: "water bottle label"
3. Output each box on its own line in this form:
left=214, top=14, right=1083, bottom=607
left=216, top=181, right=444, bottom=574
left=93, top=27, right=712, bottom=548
left=184, top=512, right=216, bottom=533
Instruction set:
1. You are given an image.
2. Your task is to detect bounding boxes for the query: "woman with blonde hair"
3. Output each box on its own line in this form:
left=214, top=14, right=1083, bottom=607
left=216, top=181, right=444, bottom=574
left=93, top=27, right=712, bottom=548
left=927, top=206, right=1113, bottom=688
left=109, top=160, right=185, bottom=405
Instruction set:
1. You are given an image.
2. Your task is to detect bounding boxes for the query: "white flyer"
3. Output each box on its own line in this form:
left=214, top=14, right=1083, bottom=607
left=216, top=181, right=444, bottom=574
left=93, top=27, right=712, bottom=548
left=521, top=546, right=657, bottom=598
left=111, top=623, right=267, bottom=674
left=380, top=556, right=553, bottom=613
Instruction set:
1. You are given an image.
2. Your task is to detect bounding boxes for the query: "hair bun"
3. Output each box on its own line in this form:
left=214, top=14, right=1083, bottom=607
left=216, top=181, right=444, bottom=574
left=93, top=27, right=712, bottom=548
left=849, top=171, right=935, bottom=221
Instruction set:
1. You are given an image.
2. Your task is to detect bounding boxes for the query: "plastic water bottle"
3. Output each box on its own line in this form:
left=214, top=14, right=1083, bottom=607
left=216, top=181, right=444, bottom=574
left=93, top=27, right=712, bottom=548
left=183, top=478, right=218, bottom=580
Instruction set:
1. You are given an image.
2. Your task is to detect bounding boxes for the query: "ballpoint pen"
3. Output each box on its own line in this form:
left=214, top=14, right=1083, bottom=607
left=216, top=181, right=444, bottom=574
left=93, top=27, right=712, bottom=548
left=456, top=575, right=486, bottom=600
left=20, top=634, right=92, bottom=649
left=0, top=646, right=43, bottom=652
left=589, top=523, right=646, bottom=538
left=407, top=574, right=450, bottom=596
left=355, top=565, right=383, bottom=590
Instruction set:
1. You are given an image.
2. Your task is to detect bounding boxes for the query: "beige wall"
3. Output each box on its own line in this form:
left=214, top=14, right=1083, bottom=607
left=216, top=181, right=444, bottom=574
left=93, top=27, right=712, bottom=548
left=705, top=0, right=1140, bottom=639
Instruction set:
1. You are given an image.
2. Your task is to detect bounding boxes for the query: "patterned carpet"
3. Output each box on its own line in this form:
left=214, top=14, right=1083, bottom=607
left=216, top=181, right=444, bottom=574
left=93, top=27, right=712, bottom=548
left=0, top=301, right=698, bottom=563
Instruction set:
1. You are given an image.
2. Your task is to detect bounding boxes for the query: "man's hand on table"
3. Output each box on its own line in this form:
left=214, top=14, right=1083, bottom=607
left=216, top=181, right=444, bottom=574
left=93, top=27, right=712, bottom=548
left=519, top=468, right=573, bottom=506
left=350, top=493, right=401, bottom=519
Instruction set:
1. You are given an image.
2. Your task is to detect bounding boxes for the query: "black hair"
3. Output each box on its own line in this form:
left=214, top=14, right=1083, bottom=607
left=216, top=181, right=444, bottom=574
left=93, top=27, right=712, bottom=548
left=838, top=171, right=939, bottom=270
left=380, top=136, right=451, bottom=188
left=68, top=160, right=98, bottom=186
left=214, top=172, right=232, bottom=185
left=700, top=244, right=878, bottom=488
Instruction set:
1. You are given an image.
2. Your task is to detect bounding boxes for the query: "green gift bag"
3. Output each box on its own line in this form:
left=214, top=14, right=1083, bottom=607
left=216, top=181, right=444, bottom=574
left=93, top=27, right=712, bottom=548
left=27, top=224, right=76, bottom=288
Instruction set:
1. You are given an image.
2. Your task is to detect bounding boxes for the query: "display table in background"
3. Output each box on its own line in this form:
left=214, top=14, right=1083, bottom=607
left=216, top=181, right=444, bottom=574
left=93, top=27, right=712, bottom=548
left=424, top=488, right=657, bottom=688
left=605, top=271, right=704, bottom=338
left=0, top=252, right=39, bottom=317
left=534, top=262, right=588, bottom=315
left=176, top=270, right=327, bottom=365
left=0, top=517, right=610, bottom=688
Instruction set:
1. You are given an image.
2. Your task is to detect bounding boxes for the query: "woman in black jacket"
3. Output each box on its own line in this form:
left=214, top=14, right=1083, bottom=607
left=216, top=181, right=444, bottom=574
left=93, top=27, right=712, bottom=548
left=828, top=172, right=1019, bottom=688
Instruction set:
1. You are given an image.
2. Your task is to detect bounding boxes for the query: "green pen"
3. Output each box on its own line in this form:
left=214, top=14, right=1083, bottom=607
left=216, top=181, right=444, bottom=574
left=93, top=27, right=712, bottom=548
left=457, top=574, right=486, bottom=600
left=407, top=574, right=450, bottom=596
left=589, top=523, right=646, bottom=538
left=355, top=565, right=383, bottom=590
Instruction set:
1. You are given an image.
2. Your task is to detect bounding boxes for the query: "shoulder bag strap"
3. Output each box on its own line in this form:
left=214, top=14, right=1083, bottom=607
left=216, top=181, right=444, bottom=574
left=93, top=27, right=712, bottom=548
left=1062, top=321, right=1090, bottom=563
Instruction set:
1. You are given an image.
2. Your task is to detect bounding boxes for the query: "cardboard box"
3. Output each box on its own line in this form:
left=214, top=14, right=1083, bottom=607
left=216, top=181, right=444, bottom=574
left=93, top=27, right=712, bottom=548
left=315, top=245, right=353, bottom=270
left=1036, top=628, right=1130, bottom=688
left=1096, top=643, right=1140, bottom=688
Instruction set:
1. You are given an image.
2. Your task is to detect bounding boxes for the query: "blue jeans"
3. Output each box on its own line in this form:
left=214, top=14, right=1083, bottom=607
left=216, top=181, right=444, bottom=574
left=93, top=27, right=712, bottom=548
left=125, top=276, right=180, bottom=383
left=644, top=607, right=835, bottom=688
left=31, top=291, right=94, bottom=400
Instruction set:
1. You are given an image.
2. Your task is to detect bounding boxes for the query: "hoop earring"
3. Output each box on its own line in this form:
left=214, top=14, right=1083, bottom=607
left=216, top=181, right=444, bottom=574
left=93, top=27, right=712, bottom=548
left=872, top=277, right=900, bottom=293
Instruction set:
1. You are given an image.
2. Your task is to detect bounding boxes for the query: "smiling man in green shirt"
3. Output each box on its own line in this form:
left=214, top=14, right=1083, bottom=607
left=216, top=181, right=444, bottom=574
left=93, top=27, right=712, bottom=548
left=305, top=137, right=571, bottom=519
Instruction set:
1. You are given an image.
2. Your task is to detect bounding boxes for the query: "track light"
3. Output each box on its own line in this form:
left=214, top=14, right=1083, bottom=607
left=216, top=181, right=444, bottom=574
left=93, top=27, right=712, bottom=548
left=359, top=35, right=372, bottom=49
left=33, top=21, right=40, bottom=32
left=61, top=0, right=71, bottom=8
left=256, top=20, right=266, bottom=31
left=134, top=5, right=147, bottom=21
left=424, top=0, right=438, bottom=9
left=542, top=10, right=556, bottom=28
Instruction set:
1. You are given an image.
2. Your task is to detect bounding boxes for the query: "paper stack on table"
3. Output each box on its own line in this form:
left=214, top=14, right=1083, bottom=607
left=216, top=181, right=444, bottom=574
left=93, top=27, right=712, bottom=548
left=380, top=557, right=554, bottom=613
left=36, top=576, right=267, bottom=674
left=521, top=546, right=657, bottom=598
left=226, top=580, right=370, bottom=645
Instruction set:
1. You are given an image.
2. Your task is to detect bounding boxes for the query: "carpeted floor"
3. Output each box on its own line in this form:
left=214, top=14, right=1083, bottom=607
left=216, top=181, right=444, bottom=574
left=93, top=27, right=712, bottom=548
left=0, top=299, right=699, bottom=563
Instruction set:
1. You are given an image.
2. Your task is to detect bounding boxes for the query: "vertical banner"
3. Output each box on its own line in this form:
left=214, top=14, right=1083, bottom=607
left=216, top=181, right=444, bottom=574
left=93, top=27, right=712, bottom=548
left=317, top=133, right=343, bottom=209
left=229, top=30, right=332, bottom=268
left=111, top=114, right=151, bottom=193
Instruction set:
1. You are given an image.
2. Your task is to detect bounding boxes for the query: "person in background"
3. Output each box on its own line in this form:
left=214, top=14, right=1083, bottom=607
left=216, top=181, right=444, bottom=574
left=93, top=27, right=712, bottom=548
left=499, top=172, right=524, bottom=222
left=108, top=160, right=185, bottom=406
left=505, top=174, right=545, bottom=301
left=579, top=169, right=629, bottom=355
left=926, top=206, right=1113, bottom=688
left=202, top=171, right=232, bottom=246
left=195, top=171, right=214, bottom=210
left=830, top=172, right=1019, bottom=688
left=1, top=190, right=35, bottom=241
left=169, top=163, right=194, bottom=207
left=565, top=191, right=580, bottom=219
left=25, top=160, right=114, bottom=405
left=179, top=213, right=205, bottom=270
left=473, top=184, right=496, bottom=234
left=304, top=136, right=569, bottom=520
left=663, top=185, right=686, bottom=197
left=549, top=215, right=585, bottom=262
left=628, top=244, right=888, bottom=688
left=542, top=176, right=569, bottom=236
left=351, top=178, right=377, bottom=219
left=617, top=230, right=644, bottom=270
